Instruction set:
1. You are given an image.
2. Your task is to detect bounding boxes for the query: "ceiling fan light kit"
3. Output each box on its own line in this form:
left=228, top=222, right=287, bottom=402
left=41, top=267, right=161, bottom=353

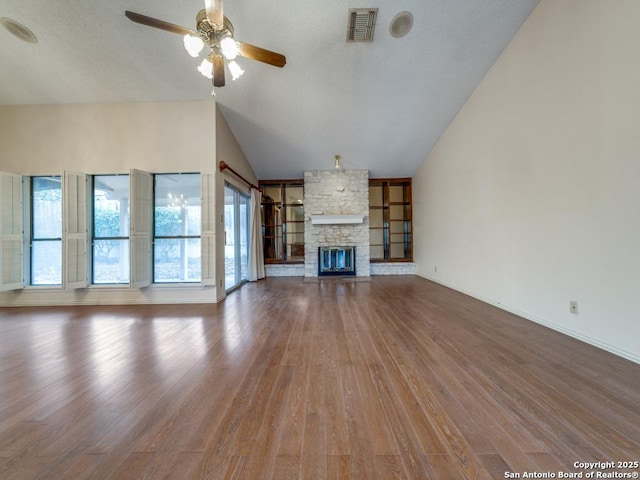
left=183, top=34, right=205, bottom=57
left=198, top=57, right=214, bottom=79
left=125, top=0, right=285, bottom=88
left=228, top=60, right=244, bottom=80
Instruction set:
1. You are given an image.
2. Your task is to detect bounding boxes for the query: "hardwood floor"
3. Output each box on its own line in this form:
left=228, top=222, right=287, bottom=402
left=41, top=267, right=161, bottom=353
left=1, top=276, right=639, bottom=479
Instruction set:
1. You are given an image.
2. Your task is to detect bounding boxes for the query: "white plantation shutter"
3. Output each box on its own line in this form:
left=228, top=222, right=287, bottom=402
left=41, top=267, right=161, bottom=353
left=63, top=172, right=88, bottom=289
left=201, top=173, right=215, bottom=285
left=0, top=173, right=23, bottom=291
left=130, top=169, right=152, bottom=288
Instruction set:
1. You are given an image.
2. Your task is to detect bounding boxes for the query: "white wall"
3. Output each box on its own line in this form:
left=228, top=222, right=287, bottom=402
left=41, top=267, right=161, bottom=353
left=413, top=0, right=640, bottom=363
left=0, top=100, right=220, bottom=305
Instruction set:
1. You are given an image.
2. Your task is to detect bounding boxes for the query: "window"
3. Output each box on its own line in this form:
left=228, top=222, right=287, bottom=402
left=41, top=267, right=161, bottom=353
left=224, top=183, right=250, bottom=290
left=92, top=175, right=130, bottom=284
left=153, top=173, right=201, bottom=283
left=369, top=178, right=412, bottom=262
left=30, top=176, right=62, bottom=285
left=259, top=181, right=304, bottom=264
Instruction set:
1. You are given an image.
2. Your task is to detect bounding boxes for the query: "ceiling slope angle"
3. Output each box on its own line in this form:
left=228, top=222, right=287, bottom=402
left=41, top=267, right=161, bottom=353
left=0, top=0, right=540, bottom=180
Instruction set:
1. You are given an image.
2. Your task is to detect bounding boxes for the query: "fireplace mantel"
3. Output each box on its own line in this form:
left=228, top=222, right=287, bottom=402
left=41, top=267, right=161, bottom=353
left=309, top=214, right=364, bottom=225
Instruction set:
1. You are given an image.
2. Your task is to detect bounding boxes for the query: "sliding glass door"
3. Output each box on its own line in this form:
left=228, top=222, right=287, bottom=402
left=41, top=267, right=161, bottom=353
left=224, top=183, right=250, bottom=291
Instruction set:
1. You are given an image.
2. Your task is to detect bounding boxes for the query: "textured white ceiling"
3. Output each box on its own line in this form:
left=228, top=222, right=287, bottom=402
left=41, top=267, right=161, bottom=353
left=0, top=0, right=539, bottom=179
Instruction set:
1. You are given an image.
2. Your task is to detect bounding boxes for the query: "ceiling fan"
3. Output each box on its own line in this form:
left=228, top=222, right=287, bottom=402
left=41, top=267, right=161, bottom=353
left=125, top=0, right=286, bottom=88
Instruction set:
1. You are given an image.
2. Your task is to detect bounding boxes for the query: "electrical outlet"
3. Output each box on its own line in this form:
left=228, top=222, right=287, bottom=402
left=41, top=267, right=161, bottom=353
left=434, top=266, right=438, bottom=273
left=570, top=301, right=578, bottom=314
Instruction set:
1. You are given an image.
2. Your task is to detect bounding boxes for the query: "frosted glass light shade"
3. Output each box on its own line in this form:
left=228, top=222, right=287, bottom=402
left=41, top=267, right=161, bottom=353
left=198, top=58, right=213, bottom=79
left=220, top=36, right=238, bottom=60
left=228, top=60, right=244, bottom=80
left=183, top=34, right=204, bottom=57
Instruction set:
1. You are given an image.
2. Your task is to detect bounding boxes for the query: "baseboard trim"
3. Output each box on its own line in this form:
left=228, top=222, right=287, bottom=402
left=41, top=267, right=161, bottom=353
left=0, top=286, right=221, bottom=306
left=416, top=273, right=640, bottom=365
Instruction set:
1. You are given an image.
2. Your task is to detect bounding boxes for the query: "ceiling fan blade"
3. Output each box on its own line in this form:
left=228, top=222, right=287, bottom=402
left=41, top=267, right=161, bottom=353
left=204, top=0, right=224, bottom=26
left=125, top=11, right=192, bottom=36
left=237, top=42, right=286, bottom=68
left=213, top=55, right=225, bottom=87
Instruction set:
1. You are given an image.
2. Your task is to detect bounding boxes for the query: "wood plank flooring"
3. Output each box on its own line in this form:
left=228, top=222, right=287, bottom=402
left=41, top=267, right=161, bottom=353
left=1, top=276, right=639, bottom=479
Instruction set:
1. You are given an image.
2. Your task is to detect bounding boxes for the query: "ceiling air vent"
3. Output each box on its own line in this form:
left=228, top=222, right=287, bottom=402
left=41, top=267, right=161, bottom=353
left=347, top=8, right=378, bottom=42
left=389, top=11, right=413, bottom=39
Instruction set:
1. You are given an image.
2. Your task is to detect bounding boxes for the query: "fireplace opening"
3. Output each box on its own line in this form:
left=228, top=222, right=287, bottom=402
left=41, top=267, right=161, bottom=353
left=318, top=246, right=356, bottom=276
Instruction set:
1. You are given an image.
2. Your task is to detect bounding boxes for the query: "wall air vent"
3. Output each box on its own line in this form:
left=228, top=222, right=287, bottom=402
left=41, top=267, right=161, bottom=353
left=347, top=8, right=378, bottom=42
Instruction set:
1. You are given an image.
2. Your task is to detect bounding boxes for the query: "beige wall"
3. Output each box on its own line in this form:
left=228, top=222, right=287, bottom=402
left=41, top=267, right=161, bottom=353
left=413, top=0, right=640, bottom=362
left=0, top=101, right=215, bottom=174
left=216, top=104, right=257, bottom=187
left=0, top=100, right=221, bottom=305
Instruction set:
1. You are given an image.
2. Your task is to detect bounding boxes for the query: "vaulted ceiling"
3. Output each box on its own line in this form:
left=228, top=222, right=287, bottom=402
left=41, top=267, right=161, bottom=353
left=0, top=0, right=539, bottom=179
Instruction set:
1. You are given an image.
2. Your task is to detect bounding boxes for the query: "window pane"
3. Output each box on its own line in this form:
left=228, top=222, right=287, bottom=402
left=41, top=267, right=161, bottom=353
left=370, top=209, right=384, bottom=228
left=286, top=222, right=304, bottom=234
left=285, top=186, right=303, bottom=204
left=94, top=175, right=130, bottom=238
left=286, top=244, right=305, bottom=261
left=154, top=174, right=201, bottom=236
left=154, top=204, right=201, bottom=236
left=287, top=233, right=304, bottom=245
left=32, top=240, right=62, bottom=285
left=263, top=226, right=282, bottom=239
left=390, top=220, right=406, bottom=234
left=389, top=185, right=404, bottom=203
left=240, top=194, right=249, bottom=282
left=263, top=187, right=281, bottom=203
left=370, top=229, right=384, bottom=245
left=390, top=233, right=407, bottom=244
left=154, top=238, right=201, bottom=282
left=370, top=245, right=384, bottom=259
left=155, top=207, right=182, bottom=236
left=286, top=205, right=304, bottom=222
left=389, top=205, right=405, bottom=220
left=32, top=177, right=62, bottom=239
left=262, top=204, right=282, bottom=227
left=93, top=175, right=130, bottom=285
left=370, top=185, right=383, bottom=206
left=390, top=243, right=407, bottom=259
left=264, top=236, right=283, bottom=261
left=93, top=240, right=130, bottom=284
left=153, top=174, right=201, bottom=283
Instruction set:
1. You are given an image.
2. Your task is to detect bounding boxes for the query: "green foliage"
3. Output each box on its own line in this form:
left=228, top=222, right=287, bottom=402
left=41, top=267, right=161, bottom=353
left=92, top=208, right=185, bottom=262
left=154, top=208, right=182, bottom=262
left=154, top=207, right=182, bottom=236
left=95, top=209, right=121, bottom=237
left=93, top=208, right=123, bottom=260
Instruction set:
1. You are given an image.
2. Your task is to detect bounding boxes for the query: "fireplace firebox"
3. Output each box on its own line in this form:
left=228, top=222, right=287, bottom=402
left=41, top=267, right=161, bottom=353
left=318, top=246, right=356, bottom=276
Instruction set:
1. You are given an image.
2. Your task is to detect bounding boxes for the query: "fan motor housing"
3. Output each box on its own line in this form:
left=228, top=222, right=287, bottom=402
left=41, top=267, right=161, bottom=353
left=196, top=9, right=233, bottom=39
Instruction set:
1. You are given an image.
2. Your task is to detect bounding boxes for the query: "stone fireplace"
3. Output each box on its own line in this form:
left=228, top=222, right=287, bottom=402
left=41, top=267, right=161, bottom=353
left=304, top=170, right=370, bottom=277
